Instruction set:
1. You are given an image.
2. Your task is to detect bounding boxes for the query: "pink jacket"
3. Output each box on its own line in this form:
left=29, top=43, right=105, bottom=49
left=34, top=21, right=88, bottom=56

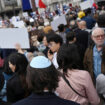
left=56, top=69, right=100, bottom=105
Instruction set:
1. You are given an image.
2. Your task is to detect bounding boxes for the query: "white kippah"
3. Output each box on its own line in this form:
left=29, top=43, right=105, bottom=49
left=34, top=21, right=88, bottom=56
left=30, top=56, right=51, bottom=69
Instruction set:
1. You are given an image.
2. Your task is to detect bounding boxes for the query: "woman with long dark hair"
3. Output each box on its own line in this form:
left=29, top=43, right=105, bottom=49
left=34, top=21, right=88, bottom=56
left=6, top=52, right=30, bottom=103
left=56, top=44, right=100, bottom=105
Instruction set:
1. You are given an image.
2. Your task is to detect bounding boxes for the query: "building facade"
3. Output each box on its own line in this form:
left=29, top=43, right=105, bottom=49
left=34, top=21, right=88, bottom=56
left=45, top=0, right=81, bottom=10
left=0, top=0, right=22, bottom=16
left=0, top=0, right=81, bottom=16
left=38, top=0, right=81, bottom=13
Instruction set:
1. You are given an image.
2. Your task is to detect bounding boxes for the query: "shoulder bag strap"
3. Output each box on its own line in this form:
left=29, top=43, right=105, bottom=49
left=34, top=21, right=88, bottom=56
left=61, top=73, right=86, bottom=98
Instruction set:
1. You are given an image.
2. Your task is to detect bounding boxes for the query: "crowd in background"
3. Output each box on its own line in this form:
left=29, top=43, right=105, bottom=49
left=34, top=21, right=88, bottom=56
left=0, top=3, right=105, bottom=105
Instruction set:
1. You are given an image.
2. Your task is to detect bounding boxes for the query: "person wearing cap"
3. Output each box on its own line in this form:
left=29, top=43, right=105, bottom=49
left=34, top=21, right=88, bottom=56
left=12, top=56, right=80, bottom=105
left=78, top=11, right=85, bottom=19
left=84, top=27, right=105, bottom=85
left=78, top=10, right=96, bottom=29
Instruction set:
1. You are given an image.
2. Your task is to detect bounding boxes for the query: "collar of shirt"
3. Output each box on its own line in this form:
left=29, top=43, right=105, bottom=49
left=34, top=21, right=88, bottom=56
left=93, top=45, right=102, bottom=79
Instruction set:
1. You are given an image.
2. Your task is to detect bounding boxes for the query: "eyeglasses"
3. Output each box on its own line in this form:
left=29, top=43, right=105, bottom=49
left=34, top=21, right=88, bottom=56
left=48, top=43, right=53, bottom=47
left=93, top=35, right=105, bottom=39
left=48, top=42, right=56, bottom=47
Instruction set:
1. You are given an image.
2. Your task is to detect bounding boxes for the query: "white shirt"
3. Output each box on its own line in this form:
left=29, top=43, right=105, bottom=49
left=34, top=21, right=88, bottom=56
left=52, top=52, right=59, bottom=69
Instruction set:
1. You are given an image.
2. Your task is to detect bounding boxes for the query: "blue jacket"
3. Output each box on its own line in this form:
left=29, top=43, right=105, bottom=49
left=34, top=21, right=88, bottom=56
left=12, top=92, right=80, bottom=105
left=82, top=16, right=96, bottom=29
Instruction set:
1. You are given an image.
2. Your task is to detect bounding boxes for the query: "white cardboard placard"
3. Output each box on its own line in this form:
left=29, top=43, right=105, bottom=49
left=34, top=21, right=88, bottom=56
left=51, top=15, right=67, bottom=31
left=0, top=21, right=2, bottom=27
left=12, top=21, right=25, bottom=28
left=80, top=0, right=92, bottom=10
left=0, top=28, right=30, bottom=49
left=23, top=12, right=28, bottom=17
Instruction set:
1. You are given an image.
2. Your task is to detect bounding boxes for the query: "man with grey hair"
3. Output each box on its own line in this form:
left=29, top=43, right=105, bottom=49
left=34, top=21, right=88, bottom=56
left=84, top=27, right=105, bottom=85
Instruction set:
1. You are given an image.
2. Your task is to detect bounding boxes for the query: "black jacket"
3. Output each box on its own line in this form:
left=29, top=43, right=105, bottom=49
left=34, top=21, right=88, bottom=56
left=7, top=73, right=28, bottom=103
left=13, top=92, right=80, bottom=105
left=0, top=100, right=11, bottom=105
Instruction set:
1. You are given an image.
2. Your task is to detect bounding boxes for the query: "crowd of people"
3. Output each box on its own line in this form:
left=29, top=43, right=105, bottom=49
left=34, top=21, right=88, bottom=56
left=0, top=3, right=105, bottom=105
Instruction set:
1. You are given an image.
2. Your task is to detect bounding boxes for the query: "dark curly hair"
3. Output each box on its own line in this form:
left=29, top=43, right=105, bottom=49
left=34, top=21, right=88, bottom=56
left=57, top=44, right=81, bottom=75
left=97, top=14, right=105, bottom=27
left=66, top=31, right=76, bottom=44
left=58, top=24, right=65, bottom=32
left=29, top=29, right=44, bottom=43
left=47, top=34, right=63, bottom=45
left=26, top=64, right=60, bottom=93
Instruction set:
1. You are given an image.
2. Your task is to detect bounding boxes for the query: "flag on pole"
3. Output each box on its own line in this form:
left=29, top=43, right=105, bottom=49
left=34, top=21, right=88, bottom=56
left=35, top=0, right=46, bottom=8
left=22, top=0, right=32, bottom=11
left=93, top=3, right=98, bottom=9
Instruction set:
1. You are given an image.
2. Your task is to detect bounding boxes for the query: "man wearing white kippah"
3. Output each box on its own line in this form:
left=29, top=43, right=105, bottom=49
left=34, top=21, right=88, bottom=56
left=12, top=56, right=80, bottom=105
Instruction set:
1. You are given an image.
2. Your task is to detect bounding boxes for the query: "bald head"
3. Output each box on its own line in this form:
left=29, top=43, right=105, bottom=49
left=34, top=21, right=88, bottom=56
left=79, top=21, right=86, bottom=26
left=92, top=27, right=105, bottom=36
left=78, top=20, right=86, bottom=29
